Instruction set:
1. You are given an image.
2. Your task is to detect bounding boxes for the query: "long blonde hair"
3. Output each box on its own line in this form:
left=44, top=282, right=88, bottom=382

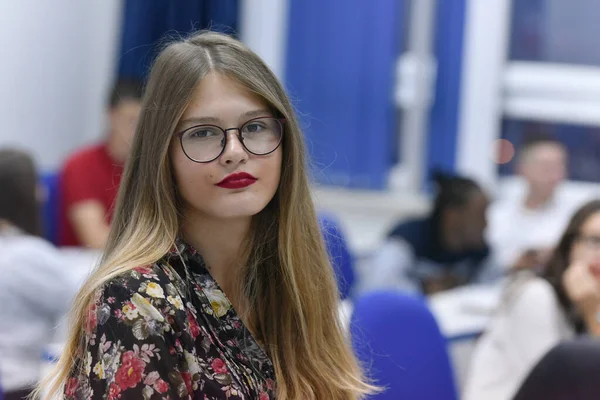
left=38, top=31, right=376, bottom=399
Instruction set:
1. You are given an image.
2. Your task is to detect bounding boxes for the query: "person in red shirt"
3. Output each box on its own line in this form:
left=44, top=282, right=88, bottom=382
left=59, top=79, right=143, bottom=248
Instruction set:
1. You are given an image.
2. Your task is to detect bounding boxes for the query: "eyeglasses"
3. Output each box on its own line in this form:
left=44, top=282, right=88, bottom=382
left=176, top=116, right=284, bottom=163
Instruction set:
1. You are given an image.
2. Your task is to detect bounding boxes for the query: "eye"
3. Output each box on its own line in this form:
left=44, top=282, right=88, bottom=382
left=243, top=122, right=267, bottom=134
left=185, top=126, right=221, bottom=139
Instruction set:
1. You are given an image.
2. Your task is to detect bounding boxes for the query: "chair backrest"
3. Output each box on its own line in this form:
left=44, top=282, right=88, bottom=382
left=351, top=291, right=457, bottom=400
left=40, top=172, right=60, bottom=244
left=319, top=213, right=355, bottom=299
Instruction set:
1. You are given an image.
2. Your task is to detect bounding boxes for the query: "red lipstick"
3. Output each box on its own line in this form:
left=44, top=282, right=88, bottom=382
left=216, top=172, right=257, bottom=189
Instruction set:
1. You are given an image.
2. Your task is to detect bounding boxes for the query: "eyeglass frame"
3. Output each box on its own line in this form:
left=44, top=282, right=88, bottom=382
left=175, top=116, right=285, bottom=163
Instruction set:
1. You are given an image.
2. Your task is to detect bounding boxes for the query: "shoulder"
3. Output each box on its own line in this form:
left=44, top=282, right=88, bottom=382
left=71, top=264, right=196, bottom=399
left=100, top=264, right=186, bottom=311
left=62, top=144, right=105, bottom=172
left=506, top=275, right=561, bottom=318
left=518, top=277, right=557, bottom=304
left=488, top=199, right=517, bottom=222
left=388, top=217, right=429, bottom=242
left=86, top=264, right=189, bottom=340
left=375, top=236, right=416, bottom=261
left=0, top=234, right=63, bottom=268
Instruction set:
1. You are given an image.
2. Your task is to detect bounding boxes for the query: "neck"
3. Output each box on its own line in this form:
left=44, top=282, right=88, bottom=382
left=524, top=189, right=553, bottom=210
left=105, top=133, right=125, bottom=165
left=181, top=211, right=251, bottom=298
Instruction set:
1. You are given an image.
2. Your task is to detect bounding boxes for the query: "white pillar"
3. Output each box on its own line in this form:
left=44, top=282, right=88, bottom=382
left=239, top=0, right=289, bottom=80
left=389, top=0, right=438, bottom=192
left=456, top=0, right=512, bottom=192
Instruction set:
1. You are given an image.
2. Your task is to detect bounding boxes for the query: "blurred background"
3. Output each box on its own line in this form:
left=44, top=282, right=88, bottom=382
left=4, top=0, right=600, bottom=256
left=3, top=0, right=600, bottom=399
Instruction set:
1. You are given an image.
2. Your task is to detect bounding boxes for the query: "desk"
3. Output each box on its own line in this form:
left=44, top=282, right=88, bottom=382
left=428, top=283, right=503, bottom=341
left=428, top=283, right=504, bottom=389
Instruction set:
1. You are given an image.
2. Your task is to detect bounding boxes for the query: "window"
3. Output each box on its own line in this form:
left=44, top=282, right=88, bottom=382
left=499, top=118, right=600, bottom=183
left=511, top=0, right=600, bottom=66
left=496, top=0, right=600, bottom=184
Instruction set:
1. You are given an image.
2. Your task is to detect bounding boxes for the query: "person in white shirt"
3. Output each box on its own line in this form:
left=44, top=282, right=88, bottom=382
left=464, top=199, right=600, bottom=400
left=0, top=149, right=70, bottom=400
left=488, top=135, right=582, bottom=270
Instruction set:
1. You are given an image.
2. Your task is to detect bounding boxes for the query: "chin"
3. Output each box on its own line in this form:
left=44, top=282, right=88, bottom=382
left=213, top=201, right=271, bottom=220
left=216, top=209, right=263, bottom=219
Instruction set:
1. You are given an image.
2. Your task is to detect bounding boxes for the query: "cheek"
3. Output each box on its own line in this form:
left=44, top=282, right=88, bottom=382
left=171, top=146, right=215, bottom=200
left=264, top=151, right=283, bottom=189
left=569, top=243, right=587, bottom=264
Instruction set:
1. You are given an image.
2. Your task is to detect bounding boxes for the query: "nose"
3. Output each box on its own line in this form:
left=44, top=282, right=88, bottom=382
left=219, top=129, right=248, bottom=166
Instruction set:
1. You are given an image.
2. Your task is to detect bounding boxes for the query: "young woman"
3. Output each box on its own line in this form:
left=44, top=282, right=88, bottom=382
left=464, top=199, right=600, bottom=400
left=0, top=149, right=70, bottom=400
left=38, top=32, right=375, bottom=400
left=363, top=172, right=498, bottom=295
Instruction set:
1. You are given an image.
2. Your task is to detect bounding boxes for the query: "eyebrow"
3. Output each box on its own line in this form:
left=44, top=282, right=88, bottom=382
left=177, top=109, right=273, bottom=131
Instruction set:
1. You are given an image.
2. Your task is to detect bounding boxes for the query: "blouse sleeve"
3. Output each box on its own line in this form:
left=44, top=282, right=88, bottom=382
left=64, top=277, right=194, bottom=400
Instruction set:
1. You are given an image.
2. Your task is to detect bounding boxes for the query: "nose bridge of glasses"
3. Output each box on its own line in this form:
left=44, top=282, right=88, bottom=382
left=222, top=127, right=246, bottom=151
left=224, top=127, right=244, bottom=139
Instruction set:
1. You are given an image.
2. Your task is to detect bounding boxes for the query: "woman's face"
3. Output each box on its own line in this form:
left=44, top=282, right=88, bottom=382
left=570, top=211, right=600, bottom=266
left=171, top=72, right=282, bottom=222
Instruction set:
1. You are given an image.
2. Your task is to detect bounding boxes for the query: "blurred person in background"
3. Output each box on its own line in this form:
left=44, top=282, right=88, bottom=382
left=37, top=32, right=377, bottom=400
left=0, top=149, right=70, bottom=400
left=363, top=172, right=499, bottom=295
left=58, top=79, right=143, bottom=249
left=488, top=135, right=579, bottom=271
left=464, top=199, right=600, bottom=400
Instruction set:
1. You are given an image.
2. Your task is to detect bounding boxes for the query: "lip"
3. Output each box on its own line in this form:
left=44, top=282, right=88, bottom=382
left=216, top=172, right=258, bottom=189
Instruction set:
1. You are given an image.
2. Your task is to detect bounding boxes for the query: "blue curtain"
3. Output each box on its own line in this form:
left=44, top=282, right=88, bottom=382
left=118, top=0, right=239, bottom=80
left=426, top=0, right=467, bottom=180
left=286, top=0, right=402, bottom=190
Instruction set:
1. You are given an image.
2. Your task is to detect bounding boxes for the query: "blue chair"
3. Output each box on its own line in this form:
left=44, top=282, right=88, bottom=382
left=319, top=213, right=355, bottom=300
left=40, top=172, right=60, bottom=244
left=351, top=291, right=457, bottom=400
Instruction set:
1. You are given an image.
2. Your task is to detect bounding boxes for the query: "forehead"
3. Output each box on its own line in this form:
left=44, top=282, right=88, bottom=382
left=580, top=211, right=600, bottom=234
left=464, top=190, right=489, bottom=210
left=180, top=72, right=269, bottom=123
left=524, top=142, right=566, bottom=163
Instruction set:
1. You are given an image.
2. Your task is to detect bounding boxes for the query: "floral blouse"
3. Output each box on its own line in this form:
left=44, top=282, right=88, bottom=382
left=65, top=240, right=276, bottom=399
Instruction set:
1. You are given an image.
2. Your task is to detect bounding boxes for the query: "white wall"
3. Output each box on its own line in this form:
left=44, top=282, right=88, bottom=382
left=0, top=0, right=122, bottom=172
